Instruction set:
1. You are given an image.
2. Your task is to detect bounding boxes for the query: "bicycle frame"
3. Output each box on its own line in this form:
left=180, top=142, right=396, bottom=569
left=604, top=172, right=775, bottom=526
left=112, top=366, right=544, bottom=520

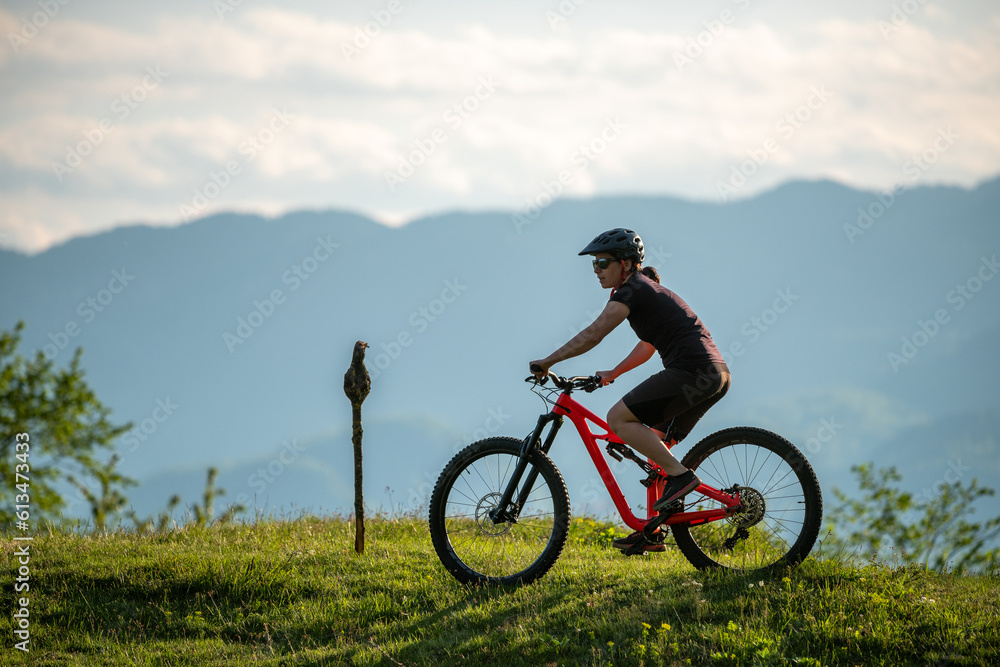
left=514, top=388, right=742, bottom=532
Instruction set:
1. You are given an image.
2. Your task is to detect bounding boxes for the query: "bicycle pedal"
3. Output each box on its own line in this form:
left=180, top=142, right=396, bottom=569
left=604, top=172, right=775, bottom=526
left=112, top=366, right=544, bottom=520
left=657, top=499, right=683, bottom=516
left=622, top=539, right=650, bottom=557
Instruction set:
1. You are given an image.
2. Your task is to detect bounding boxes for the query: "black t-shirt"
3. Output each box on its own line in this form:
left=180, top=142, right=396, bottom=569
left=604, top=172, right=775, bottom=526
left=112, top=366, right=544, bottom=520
left=610, top=272, right=727, bottom=372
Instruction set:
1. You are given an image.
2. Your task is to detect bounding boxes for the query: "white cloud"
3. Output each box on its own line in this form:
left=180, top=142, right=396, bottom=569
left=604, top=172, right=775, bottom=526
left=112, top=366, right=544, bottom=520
left=1, top=4, right=998, bottom=252
left=0, top=187, right=94, bottom=252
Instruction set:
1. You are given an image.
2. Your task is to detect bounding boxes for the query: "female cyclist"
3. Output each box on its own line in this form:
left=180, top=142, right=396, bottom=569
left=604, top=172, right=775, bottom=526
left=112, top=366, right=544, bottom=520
left=529, top=228, right=731, bottom=551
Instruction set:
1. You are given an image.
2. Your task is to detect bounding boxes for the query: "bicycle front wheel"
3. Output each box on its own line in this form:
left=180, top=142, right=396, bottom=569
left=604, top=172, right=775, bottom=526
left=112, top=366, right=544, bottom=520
left=428, top=437, right=570, bottom=586
left=672, top=427, right=823, bottom=573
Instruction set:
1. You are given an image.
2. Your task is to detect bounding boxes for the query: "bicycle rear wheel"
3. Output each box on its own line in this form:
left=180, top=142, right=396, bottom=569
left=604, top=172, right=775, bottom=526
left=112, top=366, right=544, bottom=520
left=429, top=437, right=570, bottom=586
left=672, top=427, right=823, bottom=573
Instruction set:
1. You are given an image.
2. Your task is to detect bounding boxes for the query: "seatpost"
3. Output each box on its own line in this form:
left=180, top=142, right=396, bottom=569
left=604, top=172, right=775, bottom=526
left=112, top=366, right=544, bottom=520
left=646, top=468, right=666, bottom=520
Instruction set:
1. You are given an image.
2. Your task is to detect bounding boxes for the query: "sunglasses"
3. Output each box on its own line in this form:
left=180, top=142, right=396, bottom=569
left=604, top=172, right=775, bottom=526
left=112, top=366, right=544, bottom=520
left=592, top=257, right=620, bottom=270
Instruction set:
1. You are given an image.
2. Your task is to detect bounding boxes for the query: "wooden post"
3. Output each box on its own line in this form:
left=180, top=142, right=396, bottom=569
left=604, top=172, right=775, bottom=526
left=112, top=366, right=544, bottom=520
left=343, top=341, right=371, bottom=554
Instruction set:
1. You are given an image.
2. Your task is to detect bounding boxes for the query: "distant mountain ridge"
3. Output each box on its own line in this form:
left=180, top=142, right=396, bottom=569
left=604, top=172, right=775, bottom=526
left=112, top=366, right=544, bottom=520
left=1, top=176, right=999, bottom=521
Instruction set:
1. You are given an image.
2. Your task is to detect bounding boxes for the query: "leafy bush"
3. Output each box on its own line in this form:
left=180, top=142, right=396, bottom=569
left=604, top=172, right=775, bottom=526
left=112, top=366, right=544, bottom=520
left=824, top=462, right=1000, bottom=572
left=0, top=321, right=131, bottom=526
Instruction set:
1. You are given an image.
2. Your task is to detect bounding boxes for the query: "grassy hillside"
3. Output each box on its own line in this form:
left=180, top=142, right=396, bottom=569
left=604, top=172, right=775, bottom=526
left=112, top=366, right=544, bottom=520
left=2, top=516, right=998, bottom=666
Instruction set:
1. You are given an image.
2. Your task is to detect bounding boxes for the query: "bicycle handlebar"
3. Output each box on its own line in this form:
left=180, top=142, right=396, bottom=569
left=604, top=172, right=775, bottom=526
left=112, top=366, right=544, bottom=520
left=525, top=366, right=612, bottom=393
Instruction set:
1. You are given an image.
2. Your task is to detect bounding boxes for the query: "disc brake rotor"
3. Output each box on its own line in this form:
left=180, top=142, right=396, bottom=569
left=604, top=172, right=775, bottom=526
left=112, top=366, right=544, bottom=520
left=475, top=492, right=513, bottom=536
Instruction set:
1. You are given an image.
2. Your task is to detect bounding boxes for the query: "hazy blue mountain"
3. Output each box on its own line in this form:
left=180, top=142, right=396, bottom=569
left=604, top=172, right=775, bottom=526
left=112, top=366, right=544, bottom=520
left=116, top=416, right=460, bottom=522
left=2, top=176, right=999, bottom=523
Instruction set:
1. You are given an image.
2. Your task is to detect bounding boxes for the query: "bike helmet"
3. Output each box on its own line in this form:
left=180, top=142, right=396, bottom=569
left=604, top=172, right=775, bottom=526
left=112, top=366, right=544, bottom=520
left=578, top=228, right=644, bottom=264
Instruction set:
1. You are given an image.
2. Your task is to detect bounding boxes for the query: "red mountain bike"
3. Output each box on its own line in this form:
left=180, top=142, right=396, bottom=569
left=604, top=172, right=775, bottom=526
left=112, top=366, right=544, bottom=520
left=429, top=372, right=823, bottom=585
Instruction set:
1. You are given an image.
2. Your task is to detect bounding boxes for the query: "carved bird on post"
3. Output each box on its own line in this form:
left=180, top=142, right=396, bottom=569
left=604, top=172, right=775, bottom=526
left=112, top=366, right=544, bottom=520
left=344, top=341, right=370, bottom=554
left=344, top=341, right=371, bottom=404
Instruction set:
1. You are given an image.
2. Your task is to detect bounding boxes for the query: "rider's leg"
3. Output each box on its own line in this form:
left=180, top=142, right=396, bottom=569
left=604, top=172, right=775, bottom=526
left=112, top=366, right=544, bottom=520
left=609, top=401, right=700, bottom=512
left=664, top=370, right=732, bottom=443
left=607, top=401, right=688, bottom=476
left=619, top=367, right=731, bottom=443
left=609, top=366, right=732, bottom=510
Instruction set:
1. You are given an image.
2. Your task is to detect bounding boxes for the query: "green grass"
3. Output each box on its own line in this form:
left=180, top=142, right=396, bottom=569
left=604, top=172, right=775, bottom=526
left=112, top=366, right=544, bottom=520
left=2, top=515, right=998, bottom=666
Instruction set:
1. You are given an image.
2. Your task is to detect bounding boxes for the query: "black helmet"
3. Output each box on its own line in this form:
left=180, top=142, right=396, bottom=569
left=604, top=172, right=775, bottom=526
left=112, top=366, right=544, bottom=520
left=578, top=228, right=644, bottom=263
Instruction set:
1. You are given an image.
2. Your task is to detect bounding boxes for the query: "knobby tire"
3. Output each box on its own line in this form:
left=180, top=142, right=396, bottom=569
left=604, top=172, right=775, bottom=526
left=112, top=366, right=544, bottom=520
left=672, top=426, right=823, bottom=573
left=429, top=437, right=571, bottom=586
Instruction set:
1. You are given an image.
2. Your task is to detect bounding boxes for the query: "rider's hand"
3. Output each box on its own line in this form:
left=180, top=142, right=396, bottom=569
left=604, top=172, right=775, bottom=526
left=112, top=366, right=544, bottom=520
left=596, top=370, right=615, bottom=385
left=529, top=359, right=551, bottom=379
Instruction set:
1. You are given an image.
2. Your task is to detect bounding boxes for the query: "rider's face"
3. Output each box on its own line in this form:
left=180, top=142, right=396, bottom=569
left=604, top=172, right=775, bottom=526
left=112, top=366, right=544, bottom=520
left=593, top=252, right=624, bottom=288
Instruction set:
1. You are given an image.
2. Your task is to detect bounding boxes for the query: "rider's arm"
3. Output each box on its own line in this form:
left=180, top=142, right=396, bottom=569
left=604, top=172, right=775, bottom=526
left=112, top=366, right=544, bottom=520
left=602, top=341, right=655, bottom=382
left=533, top=301, right=629, bottom=373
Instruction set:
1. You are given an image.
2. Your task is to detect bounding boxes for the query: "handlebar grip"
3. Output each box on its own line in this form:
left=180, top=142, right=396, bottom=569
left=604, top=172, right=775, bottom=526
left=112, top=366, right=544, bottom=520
left=530, top=363, right=543, bottom=373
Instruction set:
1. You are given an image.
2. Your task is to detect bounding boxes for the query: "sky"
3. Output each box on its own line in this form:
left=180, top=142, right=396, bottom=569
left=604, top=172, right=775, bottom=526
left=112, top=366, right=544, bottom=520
left=1, top=0, right=998, bottom=253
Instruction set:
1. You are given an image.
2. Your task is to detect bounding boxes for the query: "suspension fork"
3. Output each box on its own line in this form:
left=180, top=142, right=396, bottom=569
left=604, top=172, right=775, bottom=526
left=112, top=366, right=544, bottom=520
left=489, top=413, right=564, bottom=523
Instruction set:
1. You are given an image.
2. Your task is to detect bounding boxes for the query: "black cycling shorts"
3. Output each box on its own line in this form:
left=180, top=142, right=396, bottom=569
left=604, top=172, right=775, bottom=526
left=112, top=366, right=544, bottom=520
left=621, top=363, right=731, bottom=442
